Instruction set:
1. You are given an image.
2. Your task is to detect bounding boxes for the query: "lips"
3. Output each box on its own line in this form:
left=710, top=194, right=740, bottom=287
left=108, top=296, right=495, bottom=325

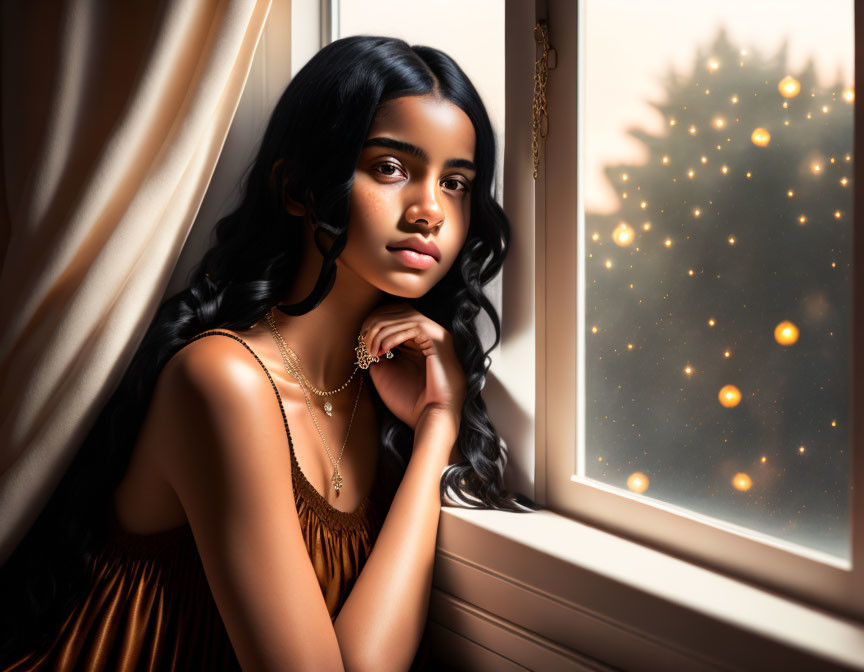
left=387, top=247, right=438, bottom=269
left=386, top=237, right=441, bottom=262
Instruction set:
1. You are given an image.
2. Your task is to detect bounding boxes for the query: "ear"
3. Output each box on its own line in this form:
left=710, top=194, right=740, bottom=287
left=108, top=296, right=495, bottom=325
left=271, top=158, right=307, bottom=217
left=283, top=191, right=306, bottom=217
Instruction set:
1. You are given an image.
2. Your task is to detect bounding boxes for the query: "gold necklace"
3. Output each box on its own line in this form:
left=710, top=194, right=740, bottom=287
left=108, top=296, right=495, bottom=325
left=266, top=308, right=359, bottom=417
left=266, top=311, right=363, bottom=496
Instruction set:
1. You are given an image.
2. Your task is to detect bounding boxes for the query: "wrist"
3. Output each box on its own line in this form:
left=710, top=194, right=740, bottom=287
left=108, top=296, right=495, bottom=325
left=414, top=405, right=460, bottom=454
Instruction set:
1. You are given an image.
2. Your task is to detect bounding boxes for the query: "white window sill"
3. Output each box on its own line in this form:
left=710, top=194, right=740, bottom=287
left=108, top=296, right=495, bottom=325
left=428, top=506, right=864, bottom=671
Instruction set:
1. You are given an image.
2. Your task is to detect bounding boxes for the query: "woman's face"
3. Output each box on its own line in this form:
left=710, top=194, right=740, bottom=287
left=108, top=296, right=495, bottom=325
left=337, top=93, right=477, bottom=298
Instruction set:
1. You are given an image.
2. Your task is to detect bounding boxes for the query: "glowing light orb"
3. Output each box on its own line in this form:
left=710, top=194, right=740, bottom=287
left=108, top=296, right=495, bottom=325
left=627, top=472, right=649, bottom=494
left=721, top=165, right=728, bottom=174
left=604, top=259, right=613, bottom=269
left=751, top=128, right=771, bottom=147
left=798, top=215, right=807, bottom=224
left=613, top=223, right=635, bottom=246
left=834, top=211, right=843, bottom=219
left=591, top=325, right=598, bottom=334
left=732, top=473, right=752, bottom=491
left=642, top=222, right=651, bottom=231
left=760, top=456, right=767, bottom=463
left=640, top=201, right=647, bottom=209
left=708, top=318, right=715, bottom=327
left=787, top=190, right=794, bottom=197
left=693, top=209, right=701, bottom=217
left=778, top=75, right=801, bottom=98
left=713, top=118, right=725, bottom=129
left=689, top=125, right=697, bottom=135
left=843, top=87, right=855, bottom=103
left=811, top=162, right=823, bottom=174
left=774, top=321, right=799, bottom=346
left=718, top=385, right=742, bottom=408
left=798, top=445, right=806, bottom=454
left=723, top=350, right=731, bottom=358
left=684, top=365, right=693, bottom=375
left=728, top=236, right=736, bottom=245
left=592, top=232, right=600, bottom=241
left=621, top=173, right=629, bottom=181
left=832, top=420, right=837, bottom=427
left=664, top=238, right=672, bottom=247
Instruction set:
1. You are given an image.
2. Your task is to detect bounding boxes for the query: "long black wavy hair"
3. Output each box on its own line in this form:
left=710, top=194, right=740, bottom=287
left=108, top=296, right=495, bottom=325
left=0, top=35, right=542, bottom=663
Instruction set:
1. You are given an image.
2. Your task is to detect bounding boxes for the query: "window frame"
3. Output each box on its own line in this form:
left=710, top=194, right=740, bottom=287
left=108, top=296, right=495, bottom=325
left=540, top=0, right=864, bottom=621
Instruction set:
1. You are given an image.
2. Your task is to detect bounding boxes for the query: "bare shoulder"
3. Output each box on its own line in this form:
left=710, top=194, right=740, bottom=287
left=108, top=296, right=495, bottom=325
left=161, top=330, right=270, bottom=403
left=151, top=330, right=290, bottom=495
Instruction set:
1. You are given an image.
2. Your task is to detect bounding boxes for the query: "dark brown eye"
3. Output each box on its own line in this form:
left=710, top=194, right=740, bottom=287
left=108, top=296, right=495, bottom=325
left=373, top=162, right=403, bottom=177
left=442, top=177, right=469, bottom=193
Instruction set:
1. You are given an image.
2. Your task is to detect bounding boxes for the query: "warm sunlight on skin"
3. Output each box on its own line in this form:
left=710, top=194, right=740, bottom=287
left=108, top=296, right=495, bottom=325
left=338, top=94, right=476, bottom=298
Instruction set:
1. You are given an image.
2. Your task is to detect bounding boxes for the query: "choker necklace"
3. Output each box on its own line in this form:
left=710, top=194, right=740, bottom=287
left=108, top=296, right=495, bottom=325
left=266, top=308, right=358, bottom=418
left=266, top=308, right=363, bottom=496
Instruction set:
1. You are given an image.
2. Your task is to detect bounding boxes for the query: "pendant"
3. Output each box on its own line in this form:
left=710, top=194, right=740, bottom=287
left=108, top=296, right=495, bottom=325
left=331, top=465, right=343, bottom=495
left=323, top=400, right=333, bottom=417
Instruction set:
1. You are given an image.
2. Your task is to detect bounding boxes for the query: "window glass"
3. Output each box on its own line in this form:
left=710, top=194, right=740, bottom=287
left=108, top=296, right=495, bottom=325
left=581, top=0, right=854, bottom=560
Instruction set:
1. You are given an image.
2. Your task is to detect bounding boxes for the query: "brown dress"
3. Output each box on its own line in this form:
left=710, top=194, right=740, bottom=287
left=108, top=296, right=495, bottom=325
left=2, top=331, right=413, bottom=671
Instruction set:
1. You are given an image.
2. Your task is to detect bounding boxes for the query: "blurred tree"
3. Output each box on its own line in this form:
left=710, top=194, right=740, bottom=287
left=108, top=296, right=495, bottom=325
left=584, top=26, right=853, bottom=557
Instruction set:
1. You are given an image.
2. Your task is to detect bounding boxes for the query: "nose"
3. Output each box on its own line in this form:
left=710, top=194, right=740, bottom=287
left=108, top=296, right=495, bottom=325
left=406, top=177, right=444, bottom=230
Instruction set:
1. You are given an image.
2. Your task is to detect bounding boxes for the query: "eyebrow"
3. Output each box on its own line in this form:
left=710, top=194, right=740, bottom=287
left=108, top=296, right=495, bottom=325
left=362, top=136, right=476, bottom=172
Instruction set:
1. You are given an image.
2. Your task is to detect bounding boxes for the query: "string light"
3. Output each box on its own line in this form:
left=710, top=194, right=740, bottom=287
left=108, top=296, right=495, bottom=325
left=718, top=385, right=742, bottom=408
left=774, top=321, right=799, bottom=346
left=627, top=472, right=649, bottom=494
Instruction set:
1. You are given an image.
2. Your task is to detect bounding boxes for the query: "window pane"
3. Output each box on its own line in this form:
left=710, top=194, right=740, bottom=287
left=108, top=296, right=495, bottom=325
left=581, top=0, right=854, bottom=560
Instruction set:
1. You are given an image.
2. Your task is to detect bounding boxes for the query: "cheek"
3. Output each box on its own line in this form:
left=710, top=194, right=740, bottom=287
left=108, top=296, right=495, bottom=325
left=346, top=183, right=392, bottom=252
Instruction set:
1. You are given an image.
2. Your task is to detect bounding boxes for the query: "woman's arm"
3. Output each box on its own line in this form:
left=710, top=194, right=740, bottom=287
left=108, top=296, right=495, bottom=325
left=333, top=405, right=457, bottom=672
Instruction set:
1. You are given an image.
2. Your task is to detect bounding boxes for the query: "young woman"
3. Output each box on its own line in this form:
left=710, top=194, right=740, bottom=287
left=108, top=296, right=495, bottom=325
left=0, top=35, right=540, bottom=671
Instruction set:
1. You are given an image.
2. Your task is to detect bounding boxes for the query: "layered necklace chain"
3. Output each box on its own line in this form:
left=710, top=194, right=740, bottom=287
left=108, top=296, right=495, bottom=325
left=266, top=309, right=360, bottom=417
left=265, top=308, right=362, bottom=496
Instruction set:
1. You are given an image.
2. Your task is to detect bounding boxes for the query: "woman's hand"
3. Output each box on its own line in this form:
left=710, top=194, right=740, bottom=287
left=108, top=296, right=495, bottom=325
left=359, top=303, right=467, bottom=433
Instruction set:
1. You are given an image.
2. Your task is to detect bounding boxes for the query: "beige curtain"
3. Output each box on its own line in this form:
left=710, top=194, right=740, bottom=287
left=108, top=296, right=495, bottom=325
left=0, top=0, right=272, bottom=565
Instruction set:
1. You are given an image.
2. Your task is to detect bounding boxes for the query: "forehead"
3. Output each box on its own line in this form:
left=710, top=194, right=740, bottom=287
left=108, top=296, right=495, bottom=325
left=365, top=95, right=476, bottom=161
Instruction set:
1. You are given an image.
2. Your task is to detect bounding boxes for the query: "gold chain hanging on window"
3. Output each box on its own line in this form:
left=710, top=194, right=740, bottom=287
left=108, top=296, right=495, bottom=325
left=532, top=20, right=555, bottom=180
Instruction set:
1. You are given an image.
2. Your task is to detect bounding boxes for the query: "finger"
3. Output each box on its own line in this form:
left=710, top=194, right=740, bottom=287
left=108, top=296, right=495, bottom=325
left=360, top=303, right=412, bottom=334
left=379, top=326, right=423, bottom=358
left=371, top=321, right=420, bottom=358
left=359, top=307, right=410, bottom=343
left=365, top=312, right=422, bottom=356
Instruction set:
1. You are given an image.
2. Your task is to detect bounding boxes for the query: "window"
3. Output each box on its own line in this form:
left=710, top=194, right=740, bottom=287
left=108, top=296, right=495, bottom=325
left=543, top=0, right=861, bottom=619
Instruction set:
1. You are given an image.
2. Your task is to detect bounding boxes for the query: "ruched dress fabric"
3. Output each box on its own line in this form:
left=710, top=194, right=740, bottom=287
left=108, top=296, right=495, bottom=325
left=3, top=331, right=401, bottom=671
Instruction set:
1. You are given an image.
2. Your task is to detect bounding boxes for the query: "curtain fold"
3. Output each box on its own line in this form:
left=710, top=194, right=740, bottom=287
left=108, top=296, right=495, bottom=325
left=0, top=0, right=272, bottom=564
